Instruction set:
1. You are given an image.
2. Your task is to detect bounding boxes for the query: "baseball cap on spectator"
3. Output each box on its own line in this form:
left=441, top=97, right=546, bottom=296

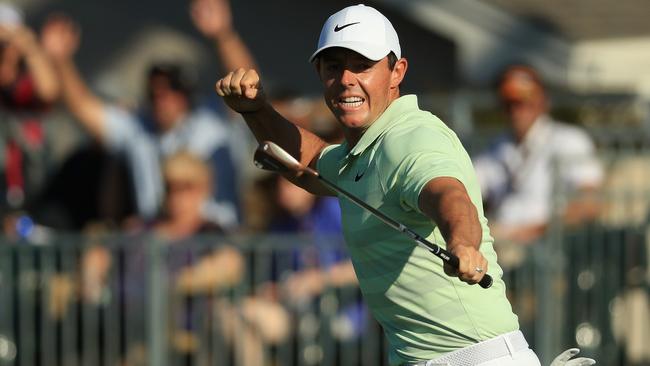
left=0, top=4, right=22, bottom=28
left=309, top=4, right=401, bottom=62
left=499, top=65, right=545, bottom=102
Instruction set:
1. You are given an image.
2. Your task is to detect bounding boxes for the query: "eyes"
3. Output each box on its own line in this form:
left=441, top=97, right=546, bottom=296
left=321, top=59, right=375, bottom=74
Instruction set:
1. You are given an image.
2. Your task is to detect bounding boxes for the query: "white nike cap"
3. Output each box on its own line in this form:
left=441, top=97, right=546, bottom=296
left=309, top=4, right=401, bottom=62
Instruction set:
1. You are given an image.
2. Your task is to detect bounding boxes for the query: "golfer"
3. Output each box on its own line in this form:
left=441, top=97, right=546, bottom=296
left=216, top=4, right=543, bottom=365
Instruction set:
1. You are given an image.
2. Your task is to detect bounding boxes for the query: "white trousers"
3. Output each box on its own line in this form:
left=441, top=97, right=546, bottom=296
left=413, top=331, right=541, bottom=366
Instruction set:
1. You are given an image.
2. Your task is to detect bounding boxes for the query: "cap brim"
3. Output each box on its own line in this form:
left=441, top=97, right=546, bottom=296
left=309, top=41, right=391, bottom=62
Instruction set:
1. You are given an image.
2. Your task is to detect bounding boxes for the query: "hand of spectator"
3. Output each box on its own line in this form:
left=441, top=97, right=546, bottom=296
left=283, top=268, right=326, bottom=304
left=190, top=0, right=232, bottom=38
left=444, top=244, right=488, bottom=286
left=81, top=245, right=112, bottom=303
left=41, top=14, right=80, bottom=61
left=215, top=68, right=267, bottom=113
left=175, top=246, right=244, bottom=294
left=48, top=274, right=75, bottom=320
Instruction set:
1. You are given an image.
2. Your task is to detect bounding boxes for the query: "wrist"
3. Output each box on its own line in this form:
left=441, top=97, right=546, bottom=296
left=447, top=238, right=479, bottom=251
left=238, top=99, right=269, bottom=115
left=213, top=29, right=237, bottom=42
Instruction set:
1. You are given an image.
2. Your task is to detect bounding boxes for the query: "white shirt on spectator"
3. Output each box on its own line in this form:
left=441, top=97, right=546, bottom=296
left=473, top=115, right=603, bottom=226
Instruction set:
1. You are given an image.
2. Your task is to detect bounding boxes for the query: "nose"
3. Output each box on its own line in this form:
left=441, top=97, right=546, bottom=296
left=339, top=68, right=356, bottom=86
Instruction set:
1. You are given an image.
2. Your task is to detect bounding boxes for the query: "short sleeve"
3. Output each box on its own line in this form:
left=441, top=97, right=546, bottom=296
left=473, top=153, right=508, bottom=199
left=103, top=105, right=146, bottom=152
left=555, top=128, right=604, bottom=188
left=397, top=129, right=467, bottom=213
left=317, top=144, right=344, bottom=182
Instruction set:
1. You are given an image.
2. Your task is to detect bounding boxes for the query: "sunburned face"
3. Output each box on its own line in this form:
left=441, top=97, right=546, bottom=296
left=501, top=92, right=546, bottom=143
left=317, top=48, right=406, bottom=138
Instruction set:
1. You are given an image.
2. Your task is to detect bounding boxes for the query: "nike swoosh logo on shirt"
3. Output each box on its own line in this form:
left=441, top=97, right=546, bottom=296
left=354, top=171, right=365, bottom=182
left=334, top=22, right=360, bottom=32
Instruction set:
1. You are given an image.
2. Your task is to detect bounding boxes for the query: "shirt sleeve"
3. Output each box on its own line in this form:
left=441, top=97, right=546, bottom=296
left=555, top=127, right=604, bottom=188
left=103, top=105, right=147, bottom=152
left=473, top=153, right=508, bottom=200
left=397, top=128, right=468, bottom=213
left=317, top=144, right=343, bottom=183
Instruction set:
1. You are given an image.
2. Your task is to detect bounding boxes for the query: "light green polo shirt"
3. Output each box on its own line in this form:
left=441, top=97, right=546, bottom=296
left=317, top=95, right=519, bottom=365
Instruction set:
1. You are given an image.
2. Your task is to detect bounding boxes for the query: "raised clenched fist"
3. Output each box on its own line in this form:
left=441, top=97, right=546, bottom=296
left=215, top=68, right=266, bottom=114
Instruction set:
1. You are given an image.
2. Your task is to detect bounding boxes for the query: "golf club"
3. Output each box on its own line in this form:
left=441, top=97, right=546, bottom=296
left=254, top=141, right=493, bottom=289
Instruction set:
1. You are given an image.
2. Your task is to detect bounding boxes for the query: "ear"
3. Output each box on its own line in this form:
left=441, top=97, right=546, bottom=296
left=390, top=58, right=408, bottom=89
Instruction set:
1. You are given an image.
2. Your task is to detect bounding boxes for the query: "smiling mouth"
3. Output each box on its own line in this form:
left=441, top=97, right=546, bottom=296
left=338, top=96, right=364, bottom=108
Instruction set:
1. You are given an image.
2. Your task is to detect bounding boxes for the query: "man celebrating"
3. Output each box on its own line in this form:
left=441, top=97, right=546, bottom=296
left=216, top=4, right=554, bottom=365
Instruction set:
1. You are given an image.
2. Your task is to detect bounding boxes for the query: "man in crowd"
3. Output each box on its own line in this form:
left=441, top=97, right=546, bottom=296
left=40, top=0, right=256, bottom=228
left=473, top=65, right=604, bottom=245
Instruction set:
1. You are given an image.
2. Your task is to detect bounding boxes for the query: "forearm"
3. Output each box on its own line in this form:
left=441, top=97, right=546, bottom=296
left=217, top=67, right=332, bottom=195
left=22, top=45, right=60, bottom=103
left=419, top=178, right=482, bottom=249
left=54, top=58, right=107, bottom=141
left=325, top=260, right=358, bottom=287
left=242, top=103, right=325, bottom=165
left=563, top=186, right=602, bottom=226
left=213, top=30, right=257, bottom=72
left=241, top=103, right=330, bottom=193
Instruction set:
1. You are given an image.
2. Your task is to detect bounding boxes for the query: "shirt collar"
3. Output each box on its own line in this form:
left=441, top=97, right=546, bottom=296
left=346, top=94, right=419, bottom=157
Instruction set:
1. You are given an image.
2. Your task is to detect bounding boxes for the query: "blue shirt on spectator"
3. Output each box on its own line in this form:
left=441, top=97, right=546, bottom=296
left=103, top=104, right=239, bottom=227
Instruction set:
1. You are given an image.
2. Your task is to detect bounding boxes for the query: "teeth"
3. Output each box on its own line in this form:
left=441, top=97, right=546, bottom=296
left=340, top=97, right=363, bottom=108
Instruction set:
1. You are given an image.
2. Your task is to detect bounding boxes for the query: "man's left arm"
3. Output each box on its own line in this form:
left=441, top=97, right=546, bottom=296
left=418, top=177, right=487, bottom=285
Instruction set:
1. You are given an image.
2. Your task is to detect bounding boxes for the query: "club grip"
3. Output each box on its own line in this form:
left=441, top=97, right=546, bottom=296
left=478, top=274, right=493, bottom=289
left=442, top=249, right=493, bottom=289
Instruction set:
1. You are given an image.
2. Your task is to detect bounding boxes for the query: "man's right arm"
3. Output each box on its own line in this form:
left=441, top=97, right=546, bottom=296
left=42, top=15, right=107, bottom=143
left=215, top=68, right=333, bottom=196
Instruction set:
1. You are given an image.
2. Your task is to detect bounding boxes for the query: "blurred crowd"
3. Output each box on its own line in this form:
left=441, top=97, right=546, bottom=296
left=0, top=0, right=347, bottom=235
left=1, top=0, right=649, bottom=365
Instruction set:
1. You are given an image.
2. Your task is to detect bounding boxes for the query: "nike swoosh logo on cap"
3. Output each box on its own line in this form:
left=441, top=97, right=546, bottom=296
left=334, top=22, right=360, bottom=32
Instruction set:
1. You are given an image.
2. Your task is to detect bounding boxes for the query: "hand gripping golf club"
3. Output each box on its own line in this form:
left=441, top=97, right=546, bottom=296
left=254, top=141, right=493, bottom=289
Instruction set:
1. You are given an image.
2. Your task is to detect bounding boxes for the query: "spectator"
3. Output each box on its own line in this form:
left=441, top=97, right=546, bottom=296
left=40, top=4, right=255, bottom=228
left=0, top=4, right=59, bottom=215
left=473, top=65, right=604, bottom=245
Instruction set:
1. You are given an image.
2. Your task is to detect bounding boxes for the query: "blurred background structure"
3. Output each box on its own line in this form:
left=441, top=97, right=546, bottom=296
left=0, top=0, right=649, bottom=365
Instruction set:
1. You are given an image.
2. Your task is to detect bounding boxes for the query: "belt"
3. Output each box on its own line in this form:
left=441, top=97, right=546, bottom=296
left=410, top=330, right=529, bottom=366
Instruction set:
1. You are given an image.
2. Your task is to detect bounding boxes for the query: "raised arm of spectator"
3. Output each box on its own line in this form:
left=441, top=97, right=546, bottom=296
left=0, top=24, right=59, bottom=103
left=41, top=15, right=107, bottom=142
left=190, top=0, right=257, bottom=72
